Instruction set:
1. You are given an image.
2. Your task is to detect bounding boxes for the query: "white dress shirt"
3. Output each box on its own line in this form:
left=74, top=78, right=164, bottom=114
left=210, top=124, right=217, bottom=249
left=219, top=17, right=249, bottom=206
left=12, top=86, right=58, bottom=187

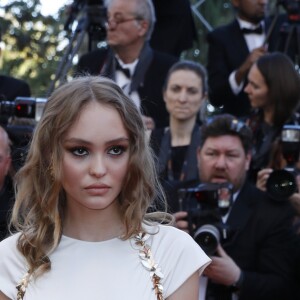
left=229, top=18, right=266, bottom=95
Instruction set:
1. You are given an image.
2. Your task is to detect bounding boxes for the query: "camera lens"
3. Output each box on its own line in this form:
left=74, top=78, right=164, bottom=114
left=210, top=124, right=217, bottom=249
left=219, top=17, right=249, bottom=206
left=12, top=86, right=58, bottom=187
left=194, top=224, right=220, bottom=256
left=266, top=169, right=297, bottom=202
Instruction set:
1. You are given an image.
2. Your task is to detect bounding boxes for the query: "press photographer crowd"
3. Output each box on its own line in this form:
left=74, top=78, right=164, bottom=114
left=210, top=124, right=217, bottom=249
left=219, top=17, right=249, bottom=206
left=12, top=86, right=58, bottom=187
left=1, top=0, right=300, bottom=299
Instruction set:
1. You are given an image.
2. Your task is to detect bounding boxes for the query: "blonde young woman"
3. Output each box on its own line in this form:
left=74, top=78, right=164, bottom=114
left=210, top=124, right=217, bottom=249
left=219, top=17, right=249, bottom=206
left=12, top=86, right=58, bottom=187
left=0, top=76, right=210, bottom=300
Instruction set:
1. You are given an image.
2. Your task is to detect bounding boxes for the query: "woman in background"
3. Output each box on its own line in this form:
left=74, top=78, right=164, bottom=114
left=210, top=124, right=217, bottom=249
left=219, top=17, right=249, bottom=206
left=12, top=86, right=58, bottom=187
left=244, top=52, right=300, bottom=183
left=150, top=60, right=207, bottom=213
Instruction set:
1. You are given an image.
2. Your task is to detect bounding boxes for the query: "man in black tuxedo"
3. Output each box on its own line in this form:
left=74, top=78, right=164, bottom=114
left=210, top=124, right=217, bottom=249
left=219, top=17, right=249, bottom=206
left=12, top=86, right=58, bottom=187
left=76, top=0, right=177, bottom=129
left=175, top=114, right=298, bottom=299
left=206, top=0, right=283, bottom=118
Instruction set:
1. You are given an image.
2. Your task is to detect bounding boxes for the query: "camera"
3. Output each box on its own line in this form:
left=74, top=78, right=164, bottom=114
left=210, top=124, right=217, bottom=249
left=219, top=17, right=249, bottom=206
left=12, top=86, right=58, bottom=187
left=64, top=0, right=107, bottom=41
left=266, top=124, right=300, bottom=201
left=277, top=0, right=300, bottom=22
left=0, top=97, right=46, bottom=170
left=0, top=97, right=47, bottom=122
left=178, top=182, right=233, bottom=255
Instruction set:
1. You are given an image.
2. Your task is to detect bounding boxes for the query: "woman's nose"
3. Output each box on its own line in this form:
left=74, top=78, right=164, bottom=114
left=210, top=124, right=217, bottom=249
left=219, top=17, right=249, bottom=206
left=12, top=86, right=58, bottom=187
left=89, top=155, right=107, bottom=177
left=178, top=90, right=187, bottom=102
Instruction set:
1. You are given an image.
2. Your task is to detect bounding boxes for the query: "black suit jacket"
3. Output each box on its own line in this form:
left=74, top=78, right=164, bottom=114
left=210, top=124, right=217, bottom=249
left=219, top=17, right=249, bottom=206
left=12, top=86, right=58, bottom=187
left=206, top=17, right=282, bottom=118
left=76, top=45, right=178, bottom=128
left=206, top=181, right=298, bottom=300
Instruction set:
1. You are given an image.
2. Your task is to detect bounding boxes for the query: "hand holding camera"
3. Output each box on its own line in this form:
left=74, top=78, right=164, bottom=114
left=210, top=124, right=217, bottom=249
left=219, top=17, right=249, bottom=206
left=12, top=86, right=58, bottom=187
left=173, top=211, right=189, bottom=233
left=257, top=168, right=300, bottom=213
left=203, top=244, right=242, bottom=287
left=257, top=125, right=300, bottom=202
left=178, top=182, right=234, bottom=256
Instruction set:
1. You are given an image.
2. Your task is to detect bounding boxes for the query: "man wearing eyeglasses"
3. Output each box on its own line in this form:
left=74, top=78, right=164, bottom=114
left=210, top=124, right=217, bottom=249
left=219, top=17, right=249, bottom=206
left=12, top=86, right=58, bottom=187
left=76, top=0, right=177, bottom=129
left=174, top=114, right=298, bottom=299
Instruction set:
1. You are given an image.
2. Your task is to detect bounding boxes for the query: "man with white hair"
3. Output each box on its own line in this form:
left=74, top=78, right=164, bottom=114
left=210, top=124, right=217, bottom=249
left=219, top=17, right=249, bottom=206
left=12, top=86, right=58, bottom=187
left=76, top=0, right=177, bottom=129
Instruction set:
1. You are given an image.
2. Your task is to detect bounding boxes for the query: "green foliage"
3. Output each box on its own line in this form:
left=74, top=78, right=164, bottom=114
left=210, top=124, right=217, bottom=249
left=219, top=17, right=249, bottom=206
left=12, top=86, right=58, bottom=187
left=1, top=0, right=68, bottom=97
left=183, top=0, right=234, bottom=64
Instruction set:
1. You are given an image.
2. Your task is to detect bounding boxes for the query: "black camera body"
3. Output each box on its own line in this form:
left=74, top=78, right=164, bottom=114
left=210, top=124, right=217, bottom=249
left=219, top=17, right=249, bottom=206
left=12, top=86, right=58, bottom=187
left=266, top=124, right=300, bottom=201
left=64, top=0, right=107, bottom=41
left=0, top=97, right=47, bottom=122
left=278, top=0, right=300, bottom=22
left=0, top=97, right=46, bottom=170
left=178, top=182, right=233, bottom=255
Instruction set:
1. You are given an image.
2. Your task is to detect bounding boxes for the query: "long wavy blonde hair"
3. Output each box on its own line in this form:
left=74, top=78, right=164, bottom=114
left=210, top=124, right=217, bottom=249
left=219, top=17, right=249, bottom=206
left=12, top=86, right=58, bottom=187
left=11, top=76, right=168, bottom=276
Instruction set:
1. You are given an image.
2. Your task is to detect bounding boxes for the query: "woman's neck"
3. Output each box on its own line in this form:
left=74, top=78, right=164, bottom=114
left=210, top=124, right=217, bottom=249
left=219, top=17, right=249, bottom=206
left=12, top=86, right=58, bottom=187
left=169, top=117, right=196, bottom=147
left=263, top=106, right=274, bottom=125
left=63, top=202, right=125, bottom=242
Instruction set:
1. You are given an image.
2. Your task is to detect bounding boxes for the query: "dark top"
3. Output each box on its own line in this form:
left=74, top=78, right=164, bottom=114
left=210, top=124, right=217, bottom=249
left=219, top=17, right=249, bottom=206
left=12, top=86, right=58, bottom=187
left=150, top=125, right=201, bottom=212
left=171, top=145, right=189, bottom=180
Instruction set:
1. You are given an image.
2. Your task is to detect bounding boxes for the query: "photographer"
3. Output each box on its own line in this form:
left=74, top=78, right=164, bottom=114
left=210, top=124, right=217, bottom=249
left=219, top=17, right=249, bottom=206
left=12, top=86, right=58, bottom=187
left=176, top=114, right=298, bottom=299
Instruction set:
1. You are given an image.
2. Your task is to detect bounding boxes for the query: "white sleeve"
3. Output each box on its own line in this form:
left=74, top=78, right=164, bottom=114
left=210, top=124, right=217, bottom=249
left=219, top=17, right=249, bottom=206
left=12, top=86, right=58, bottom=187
left=0, top=234, right=27, bottom=300
left=151, top=225, right=211, bottom=298
left=229, top=71, right=245, bottom=95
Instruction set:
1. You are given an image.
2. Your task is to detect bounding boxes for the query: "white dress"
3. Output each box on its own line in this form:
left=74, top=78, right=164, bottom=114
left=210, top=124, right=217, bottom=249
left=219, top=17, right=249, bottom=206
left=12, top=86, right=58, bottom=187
left=0, top=224, right=211, bottom=300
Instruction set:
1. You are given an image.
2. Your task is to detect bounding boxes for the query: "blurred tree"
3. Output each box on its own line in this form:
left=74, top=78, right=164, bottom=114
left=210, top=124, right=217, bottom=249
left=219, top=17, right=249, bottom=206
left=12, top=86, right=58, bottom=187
left=183, top=0, right=233, bottom=63
left=0, top=0, right=69, bottom=97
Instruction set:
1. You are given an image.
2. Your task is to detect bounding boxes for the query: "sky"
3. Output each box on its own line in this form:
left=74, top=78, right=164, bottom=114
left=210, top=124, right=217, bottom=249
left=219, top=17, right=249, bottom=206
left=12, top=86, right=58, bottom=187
left=1, top=0, right=72, bottom=16
left=40, top=0, right=71, bottom=16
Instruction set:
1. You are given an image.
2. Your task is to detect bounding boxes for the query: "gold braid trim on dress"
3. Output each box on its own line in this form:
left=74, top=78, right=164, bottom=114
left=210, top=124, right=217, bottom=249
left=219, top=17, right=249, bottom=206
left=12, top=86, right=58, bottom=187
left=134, top=232, right=165, bottom=300
left=16, top=272, right=31, bottom=300
left=16, top=232, right=165, bottom=300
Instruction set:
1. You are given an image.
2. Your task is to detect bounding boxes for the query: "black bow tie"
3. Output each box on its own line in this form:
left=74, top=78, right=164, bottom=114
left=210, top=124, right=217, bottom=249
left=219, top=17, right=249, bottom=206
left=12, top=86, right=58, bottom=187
left=115, top=60, right=131, bottom=78
left=241, top=25, right=263, bottom=35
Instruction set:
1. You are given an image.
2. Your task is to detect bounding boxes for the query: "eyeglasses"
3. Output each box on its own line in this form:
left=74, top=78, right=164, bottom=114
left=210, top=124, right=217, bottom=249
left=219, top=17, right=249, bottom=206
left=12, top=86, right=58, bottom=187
left=105, top=17, right=141, bottom=29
